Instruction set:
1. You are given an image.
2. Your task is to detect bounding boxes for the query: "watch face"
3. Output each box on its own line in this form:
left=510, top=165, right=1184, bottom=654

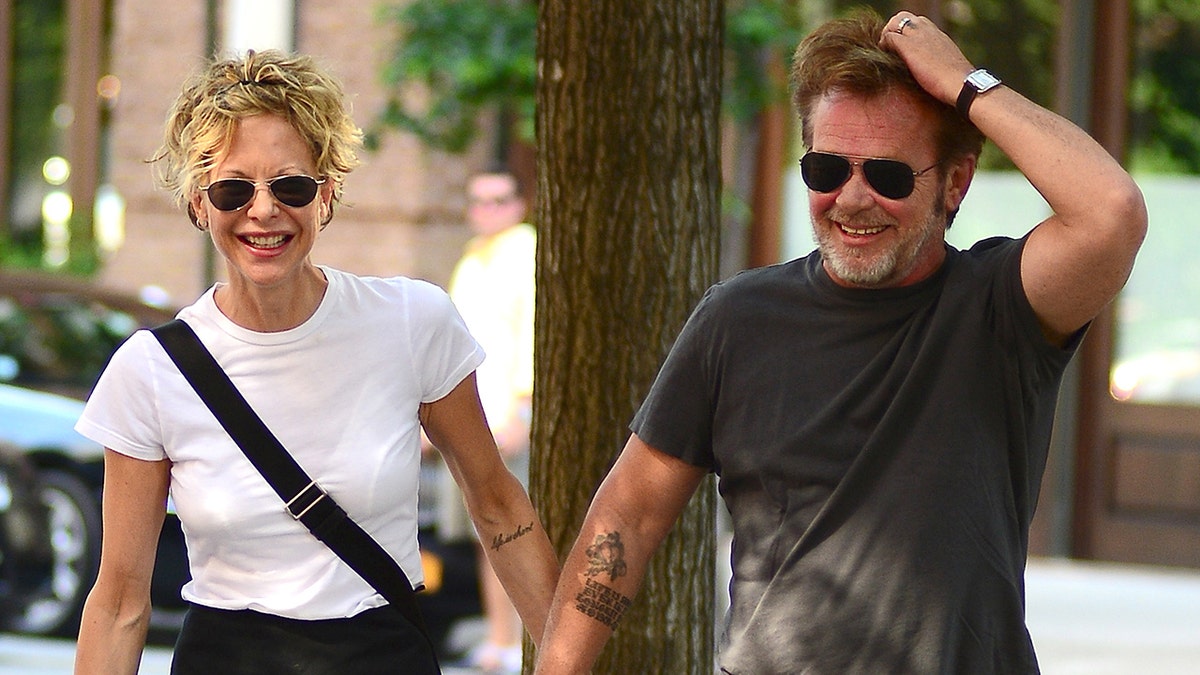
left=967, top=69, right=1002, bottom=91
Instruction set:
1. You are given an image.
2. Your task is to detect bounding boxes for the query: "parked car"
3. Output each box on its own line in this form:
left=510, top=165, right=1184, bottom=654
left=0, top=382, right=194, bottom=637
left=0, top=383, right=104, bottom=633
left=0, top=440, right=52, bottom=629
left=0, top=269, right=189, bottom=637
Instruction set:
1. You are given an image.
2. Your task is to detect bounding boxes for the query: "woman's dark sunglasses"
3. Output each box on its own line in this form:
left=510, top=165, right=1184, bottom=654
left=800, top=152, right=939, bottom=200
left=201, top=175, right=326, bottom=211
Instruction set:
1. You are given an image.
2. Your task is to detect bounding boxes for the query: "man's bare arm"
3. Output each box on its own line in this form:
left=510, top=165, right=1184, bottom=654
left=883, top=13, right=1147, bottom=344
left=535, top=434, right=708, bottom=673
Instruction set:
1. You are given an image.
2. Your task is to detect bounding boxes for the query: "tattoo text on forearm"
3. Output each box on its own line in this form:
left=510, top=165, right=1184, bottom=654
left=575, top=531, right=633, bottom=628
left=490, top=521, right=533, bottom=551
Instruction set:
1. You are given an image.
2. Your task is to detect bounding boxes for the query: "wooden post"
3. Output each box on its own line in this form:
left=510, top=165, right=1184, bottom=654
left=64, top=0, right=104, bottom=267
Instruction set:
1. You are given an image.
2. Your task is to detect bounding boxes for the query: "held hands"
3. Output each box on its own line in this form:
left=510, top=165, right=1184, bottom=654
left=879, top=12, right=976, bottom=108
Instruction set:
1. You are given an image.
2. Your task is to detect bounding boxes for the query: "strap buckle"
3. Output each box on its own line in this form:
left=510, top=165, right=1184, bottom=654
left=284, top=480, right=327, bottom=521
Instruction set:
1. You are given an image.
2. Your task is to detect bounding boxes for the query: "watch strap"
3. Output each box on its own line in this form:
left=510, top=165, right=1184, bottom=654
left=956, top=69, right=1000, bottom=120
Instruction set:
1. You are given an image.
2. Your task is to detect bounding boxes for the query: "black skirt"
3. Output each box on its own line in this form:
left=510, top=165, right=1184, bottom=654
left=171, top=603, right=439, bottom=674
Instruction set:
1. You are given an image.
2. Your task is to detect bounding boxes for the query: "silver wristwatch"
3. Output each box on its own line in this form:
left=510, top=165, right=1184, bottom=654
left=955, top=68, right=1002, bottom=119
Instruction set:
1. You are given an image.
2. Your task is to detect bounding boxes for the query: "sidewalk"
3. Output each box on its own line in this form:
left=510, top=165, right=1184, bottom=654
left=1025, top=556, right=1200, bottom=674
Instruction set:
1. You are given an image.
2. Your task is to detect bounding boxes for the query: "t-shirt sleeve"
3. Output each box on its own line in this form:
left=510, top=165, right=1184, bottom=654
left=74, top=329, right=168, bottom=461
left=982, top=236, right=1082, bottom=386
left=408, top=280, right=486, bottom=403
left=629, top=287, right=721, bottom=471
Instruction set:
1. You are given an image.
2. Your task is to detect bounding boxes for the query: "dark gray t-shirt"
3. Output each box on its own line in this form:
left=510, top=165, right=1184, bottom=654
left=631, top=237, right=1076, bottom=675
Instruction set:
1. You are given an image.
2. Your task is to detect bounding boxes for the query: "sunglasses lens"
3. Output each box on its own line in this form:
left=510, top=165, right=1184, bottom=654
left=206, top=180, right=255, bottom=211
left=801, top=153, right=852, bottom=193
left=204, top=176, right=320, bottom=210
left=270, top=175, right=320, bottom=207
left=862, top=160, right=915, bottom=200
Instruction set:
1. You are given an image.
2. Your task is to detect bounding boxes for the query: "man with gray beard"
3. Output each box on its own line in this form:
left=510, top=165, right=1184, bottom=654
left=536, top=8, right=1146, bottom=675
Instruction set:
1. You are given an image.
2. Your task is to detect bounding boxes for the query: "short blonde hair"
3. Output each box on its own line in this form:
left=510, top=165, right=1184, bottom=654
left=152, top=49, right=363, bottom=226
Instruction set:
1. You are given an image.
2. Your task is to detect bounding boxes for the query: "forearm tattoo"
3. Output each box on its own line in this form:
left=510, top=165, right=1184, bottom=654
left=574, top=531, right=633, bottom=628
left=490, top=521, right=534, bottom=551
left=584, top=531, right=628, bottom=581
left=575, top=578, right=632, bottom=629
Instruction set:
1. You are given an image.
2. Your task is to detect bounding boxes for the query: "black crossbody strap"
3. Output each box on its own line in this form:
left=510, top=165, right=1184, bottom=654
left=150, top=319, right=434, bottom=650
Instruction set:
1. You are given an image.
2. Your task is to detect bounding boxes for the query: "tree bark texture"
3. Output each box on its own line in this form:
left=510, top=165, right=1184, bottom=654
left=533, top=1, right=722, bottom=672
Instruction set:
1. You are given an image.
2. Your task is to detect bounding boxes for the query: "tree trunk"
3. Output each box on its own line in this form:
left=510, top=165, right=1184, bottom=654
left=532, top=1, right=722, bottom=672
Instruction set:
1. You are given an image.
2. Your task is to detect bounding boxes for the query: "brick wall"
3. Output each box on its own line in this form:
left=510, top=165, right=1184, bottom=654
left=99, top=0, right=485, bottom=306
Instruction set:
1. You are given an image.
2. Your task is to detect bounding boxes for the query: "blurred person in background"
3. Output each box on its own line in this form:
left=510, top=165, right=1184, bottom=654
left=433, top=168, right=536, bottom=674
left=72, top=49, right=556, bottom=674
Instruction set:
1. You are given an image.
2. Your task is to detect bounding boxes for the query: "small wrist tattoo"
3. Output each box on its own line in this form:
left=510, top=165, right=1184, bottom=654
left=490, top=521, right=534, bottom=551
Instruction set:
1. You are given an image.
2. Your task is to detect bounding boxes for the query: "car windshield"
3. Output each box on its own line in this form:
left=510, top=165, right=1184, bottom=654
left=0, top=383, right=91, bottom=450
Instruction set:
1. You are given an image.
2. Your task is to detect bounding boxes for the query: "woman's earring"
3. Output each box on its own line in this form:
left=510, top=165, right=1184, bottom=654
left=187, top=204, right=207, bottom=231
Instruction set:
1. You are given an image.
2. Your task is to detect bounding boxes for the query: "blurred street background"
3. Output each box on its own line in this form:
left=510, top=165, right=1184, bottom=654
left=2, top=0, right=1199, bottom=673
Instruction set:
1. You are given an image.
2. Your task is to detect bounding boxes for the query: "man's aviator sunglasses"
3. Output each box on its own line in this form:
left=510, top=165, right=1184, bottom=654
left=201, top=175, right=326, bottom=211
left=800, top=152, right=938, bottom=200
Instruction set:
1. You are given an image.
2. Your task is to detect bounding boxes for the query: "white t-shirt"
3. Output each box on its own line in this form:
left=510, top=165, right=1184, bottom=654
left=75, top=266, right=483, bottom=619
